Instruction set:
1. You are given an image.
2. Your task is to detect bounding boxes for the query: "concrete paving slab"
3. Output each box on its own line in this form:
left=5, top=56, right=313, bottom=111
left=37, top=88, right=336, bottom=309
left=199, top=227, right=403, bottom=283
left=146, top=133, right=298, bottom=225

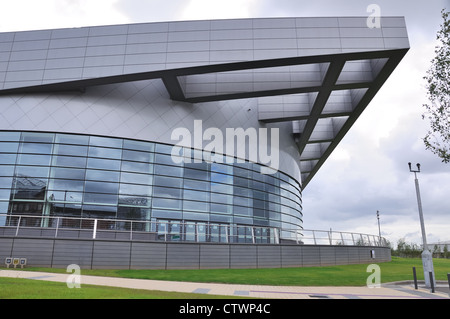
left=1, top=270, right=448, bottom=299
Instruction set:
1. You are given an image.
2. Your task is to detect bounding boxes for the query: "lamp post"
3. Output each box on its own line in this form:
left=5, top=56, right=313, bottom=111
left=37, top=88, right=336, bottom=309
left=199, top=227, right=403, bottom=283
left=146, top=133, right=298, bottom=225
left=376, top=210, right=381, bottom=244
left=408, top=162, right=435, bottom=288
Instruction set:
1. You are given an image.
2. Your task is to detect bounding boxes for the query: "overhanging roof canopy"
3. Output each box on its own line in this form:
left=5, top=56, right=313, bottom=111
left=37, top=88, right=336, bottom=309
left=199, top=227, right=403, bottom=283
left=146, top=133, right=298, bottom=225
left=0, top=17, right=409, bottom=188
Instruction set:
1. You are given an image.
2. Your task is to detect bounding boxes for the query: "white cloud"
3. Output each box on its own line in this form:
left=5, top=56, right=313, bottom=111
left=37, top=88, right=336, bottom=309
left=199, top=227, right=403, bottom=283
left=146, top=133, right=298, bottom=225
left=180, top=0, right=258, bottom=20
left=0, top=0, right=129, bottom=32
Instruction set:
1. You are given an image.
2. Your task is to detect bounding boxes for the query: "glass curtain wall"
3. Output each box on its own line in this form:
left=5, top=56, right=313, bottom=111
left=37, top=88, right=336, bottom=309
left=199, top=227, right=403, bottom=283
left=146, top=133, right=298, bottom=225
left=0, top=131, right=302, bottom=241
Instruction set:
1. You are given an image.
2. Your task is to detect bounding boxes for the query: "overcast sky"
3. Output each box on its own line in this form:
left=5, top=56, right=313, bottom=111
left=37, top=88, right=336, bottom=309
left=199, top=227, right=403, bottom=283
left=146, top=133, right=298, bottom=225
left=0, top=0, right=449, bottom=247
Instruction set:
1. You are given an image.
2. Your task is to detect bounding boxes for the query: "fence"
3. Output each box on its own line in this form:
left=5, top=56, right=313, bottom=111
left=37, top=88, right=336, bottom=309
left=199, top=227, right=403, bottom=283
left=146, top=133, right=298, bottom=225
left=0, top=214, right=388, bottom=247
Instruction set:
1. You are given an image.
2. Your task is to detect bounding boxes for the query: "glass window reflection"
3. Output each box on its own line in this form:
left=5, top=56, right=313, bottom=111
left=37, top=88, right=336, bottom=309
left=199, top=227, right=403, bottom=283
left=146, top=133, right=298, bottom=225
left=49, top=179, right=84, bottom=191
left=120, top=172, right=152, bottom=185
left=0, top=165, right=15, bottom=176
left=55, top=134, right=89, bottom=145
left=88, top=146, right=122, bottom=159
left=119, top=183, right=152, bottom=196
left=53, top=155, right=87, bottom=168
left=53, top=144, right=88, bottom=157
left=89, top=136, right=122, bottom=148
left=50, top=167, right=85, bottom=180
left=0, top=142, right=19, bottom=153
left=19, top=143, right=53, bottom=154
left=17, top=154, right=51, bottom=166
left=0, top=154, right=17, bottom=164
left=87, top=157, right=121, bottom=170
left=15, top=166, right=49, bottom=178
left=123, top=139, right=154, bottom=152
left=20, top=132, right=54, bottom=143
left=122, top=149, right=153, bottom=162
left=122, top=161, right=152, bottom=174
left=86, top=169, right=120, bottom=182
left=0, top=131, right=303, bottom=237
left=85, top=181, right=119, bottom=194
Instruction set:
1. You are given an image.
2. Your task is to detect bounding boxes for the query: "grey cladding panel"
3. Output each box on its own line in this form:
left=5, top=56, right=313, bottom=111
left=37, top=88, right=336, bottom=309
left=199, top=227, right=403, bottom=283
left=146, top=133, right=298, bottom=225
left=92, top=241, right=131, bottom=269
left=257, top=245, right=281, bottom=268
left=11, top=238, right=53, bottom=267
left=52, top=240, right=93, bottom=268
left=166, top=243, right=200, bottom=269
left=0, top=16, right=409, bottom=92
left=130, top=242, right=167, bottom=269
left=0, top=236, right=392, bottom=269
left=200, top=244, right=230, bottom=269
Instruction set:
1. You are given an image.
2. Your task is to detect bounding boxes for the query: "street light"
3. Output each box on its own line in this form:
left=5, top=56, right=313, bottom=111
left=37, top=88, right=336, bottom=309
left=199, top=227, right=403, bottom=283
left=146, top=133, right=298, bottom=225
left=408, top=162, right=435, bottom=288
left=376, top=210, right=381, bottom=244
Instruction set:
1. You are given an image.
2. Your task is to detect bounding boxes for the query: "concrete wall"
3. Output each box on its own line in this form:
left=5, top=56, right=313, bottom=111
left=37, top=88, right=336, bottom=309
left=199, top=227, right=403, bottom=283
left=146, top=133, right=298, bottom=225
left=0, top=236, right=391, bottom=270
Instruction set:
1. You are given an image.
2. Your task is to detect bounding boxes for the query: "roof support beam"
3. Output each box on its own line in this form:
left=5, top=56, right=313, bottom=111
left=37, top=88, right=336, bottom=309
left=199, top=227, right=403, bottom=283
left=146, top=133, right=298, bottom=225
left=295, top=58, right=346, bottom=156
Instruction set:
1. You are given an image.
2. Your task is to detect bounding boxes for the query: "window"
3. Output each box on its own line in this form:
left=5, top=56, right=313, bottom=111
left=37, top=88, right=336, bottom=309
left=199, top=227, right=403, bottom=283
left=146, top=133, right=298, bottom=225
left=0, top=142, right=19, bottom=153
left=119, top=183, right=152, bottom=196
left=122, top=149, right=153, bottom=162
left=86, top=169, right=120, bottom=182
left=0, top=131, right=303, bottom=239
left=19, top=143, right=53, bottom=154
left=120, top=172, right=152, bottom=185
left=53, top=155, right=87, bottom=168
left=50, top=167, right=85, bottom=180
left=53, top=144, right=88, bottom=157
left=87, top=157, right=121, bottom=170
left=88, top=146, right=122, bottom=159
left=122, top=161, right=152, bottom=174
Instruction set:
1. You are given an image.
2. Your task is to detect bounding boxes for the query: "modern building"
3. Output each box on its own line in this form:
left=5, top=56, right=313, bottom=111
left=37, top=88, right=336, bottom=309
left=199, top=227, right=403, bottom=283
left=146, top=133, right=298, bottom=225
left=0, top=17, right=409, bottom=269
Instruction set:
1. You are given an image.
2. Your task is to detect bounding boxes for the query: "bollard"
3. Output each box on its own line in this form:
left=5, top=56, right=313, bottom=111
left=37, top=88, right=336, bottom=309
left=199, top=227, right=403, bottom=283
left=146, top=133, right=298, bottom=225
left=412, top=267, right=418, bottom=290
left=429, top=272, right=435, bottom=293
left=447, top=273, right=450, bottom=295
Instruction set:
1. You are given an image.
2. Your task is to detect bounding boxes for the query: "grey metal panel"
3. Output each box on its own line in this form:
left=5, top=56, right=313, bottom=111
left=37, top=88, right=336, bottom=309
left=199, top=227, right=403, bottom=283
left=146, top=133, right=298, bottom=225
left=9, top=49, right=48, bottom=61
left=199, top=244, right=230, bottom=269
left=0, top=235, right=393, bottom=269
left=301, top=246, right=321, bottom=267
left=14, top=30, right=52, bottom=42
left=51, top=27, right=90, bottom=39
left=130, top=242, right=167, bottom=269
left=319, top=246, right=336, bottom=266
left=88, top=25, right=128, bottom=37
left=128, top=22, right=169, bottom=34
left=166, top=243, right=200, bottom=269
left=49, top=37, right=88, bottom=49
left=257, top=245, right=281, bottom=268
left=358, top=247, right=372, bottom=263
left=52, top=240, right=93, bottom=268
left=230, top=245, right=257, bottom=269
left=253, top=18, right=296, bottom=29
left=211, top=19, right=253, bottom=30
left=0, top=42, right=12, bottom=52
left=347, top=246, right=362, bottom=264
left=47, top=47, right=87, bottom=59
left=298, top=27, right=340, bottom=38
left=334, top=246, right=349, bottom=265
left=0, top=16, right=409, bottom=92
left=0, top=237, right=13, bottom=262
left=91, top=241, right=131, bottom=269
left=11, top=238, right=53, bottom=267
left=281, top=245, right=302, bottom=267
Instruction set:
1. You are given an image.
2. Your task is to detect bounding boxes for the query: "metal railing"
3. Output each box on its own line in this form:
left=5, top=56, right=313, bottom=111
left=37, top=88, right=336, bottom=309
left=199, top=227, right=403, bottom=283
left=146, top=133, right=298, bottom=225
left=282, top=229, right=389, bottom=247
left=0, top=214, right=388, bottom=247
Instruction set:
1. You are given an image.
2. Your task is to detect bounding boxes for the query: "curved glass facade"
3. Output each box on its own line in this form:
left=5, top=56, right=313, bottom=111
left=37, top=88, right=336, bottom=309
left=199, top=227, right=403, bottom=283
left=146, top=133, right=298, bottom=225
left=0, top=131, right=302, bottom=241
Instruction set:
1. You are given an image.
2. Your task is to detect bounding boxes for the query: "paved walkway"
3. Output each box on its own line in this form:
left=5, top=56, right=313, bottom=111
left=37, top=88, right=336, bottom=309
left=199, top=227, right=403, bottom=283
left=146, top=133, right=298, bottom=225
left=1, top=270, right=448, bottom=299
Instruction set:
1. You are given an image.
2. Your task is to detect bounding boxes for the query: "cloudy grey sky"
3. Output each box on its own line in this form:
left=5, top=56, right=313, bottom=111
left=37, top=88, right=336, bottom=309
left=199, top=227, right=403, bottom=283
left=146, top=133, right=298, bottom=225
left=0, top=0, right=449, bottom=247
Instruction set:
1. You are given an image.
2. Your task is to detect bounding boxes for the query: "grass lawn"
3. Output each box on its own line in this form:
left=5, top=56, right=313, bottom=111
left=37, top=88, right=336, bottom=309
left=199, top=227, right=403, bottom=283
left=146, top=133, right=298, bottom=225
left=0, top=277, right=247, bottom=299
left=3, top=257, right=450, bottom=289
